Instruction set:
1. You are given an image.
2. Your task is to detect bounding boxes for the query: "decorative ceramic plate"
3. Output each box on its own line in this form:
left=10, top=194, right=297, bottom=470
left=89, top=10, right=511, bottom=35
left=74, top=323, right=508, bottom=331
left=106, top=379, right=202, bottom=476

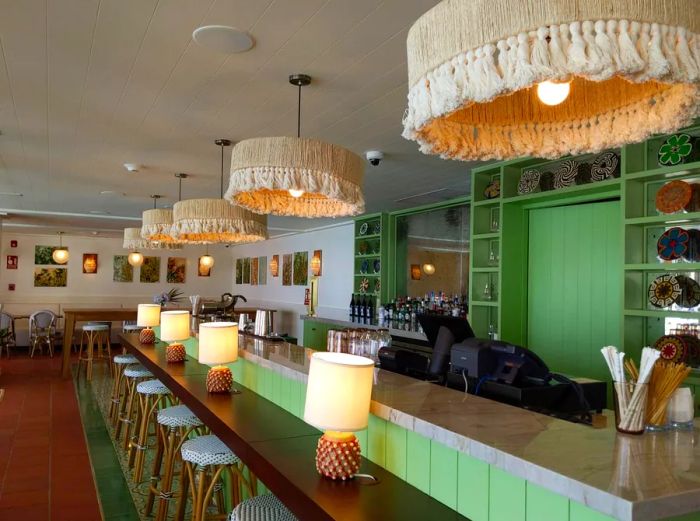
left=654, top=335, right=687, bottom=363
left=484, top=178, right=500, bottom=199
left=358, top=241, right=368, bottom=255
left=658, top=134, right=694, bottom=166
left=373, top=259, right=381, bottom=273
left=359, top=222, right=368, bottom=236
left=648, top=273, right=682, bottom=308
left=590, top=151, right=620, bottom=181
left=375, top=279, right=381, bottom=292
left=655, top=180, right=693, bottom=214
left=373, top=221, right=381, bottom=235
left=360, top=259, right=369, bottom=274
left=676, top=275, right=700, bottom=308
left=359, top=277, right=369, bottom=293
left=552, top=160, right=579, bottom=189
left=517, top=169, right=541, bottom=195
left=657, top=227, right=689, bottom=260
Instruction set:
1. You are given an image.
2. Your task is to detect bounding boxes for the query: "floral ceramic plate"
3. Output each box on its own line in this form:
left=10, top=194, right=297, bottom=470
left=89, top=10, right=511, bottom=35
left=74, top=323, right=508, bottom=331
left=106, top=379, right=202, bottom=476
left=657, top=227, right=689, bottom=261
left=648, top=273, right=682, bottom=308
left=658, top=134, right=694, bottom=166
left=655, top=180, right=693, bottom=214
left=654, top=335, right=687, bottom=363
left=359, top=277, right=369, bottom=293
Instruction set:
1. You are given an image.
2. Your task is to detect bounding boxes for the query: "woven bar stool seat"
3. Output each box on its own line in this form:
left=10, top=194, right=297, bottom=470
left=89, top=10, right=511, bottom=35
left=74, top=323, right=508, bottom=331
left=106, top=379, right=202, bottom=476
left=114, top=354, right=138, bottom=364
left=77, top=323, right=112, bottom=381
left=147, top=405, right=204, bottom=521
left=123, top=324, right=143, bottom=332
left=229, top=495, right=298, bottom=521
left=84, top=323, right=109, bottom=332
left=137, top=379, right=170, bottom=395
left=181, top=435, right=240, bottom=466
left=124, top=365, right=152, bottom=378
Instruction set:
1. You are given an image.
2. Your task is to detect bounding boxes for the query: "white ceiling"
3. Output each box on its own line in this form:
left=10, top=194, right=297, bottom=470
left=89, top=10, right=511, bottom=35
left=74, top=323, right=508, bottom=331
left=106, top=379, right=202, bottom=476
left=0, top=0, right=476, bottom=239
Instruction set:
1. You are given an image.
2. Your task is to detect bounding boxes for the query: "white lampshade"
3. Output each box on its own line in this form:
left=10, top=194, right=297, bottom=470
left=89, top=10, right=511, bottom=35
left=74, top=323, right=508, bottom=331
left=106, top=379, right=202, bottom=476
left=198, top=322, right=238, bottom=365
left=137, top=304, right=161, bottom=328
left=304, top=352, right=374, bottom=432
left=160, top=310, right=191, bottom=342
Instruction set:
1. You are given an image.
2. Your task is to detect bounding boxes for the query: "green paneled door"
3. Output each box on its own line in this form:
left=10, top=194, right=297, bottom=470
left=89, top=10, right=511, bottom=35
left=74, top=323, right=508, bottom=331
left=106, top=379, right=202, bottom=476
left=527, top=200, right=622, bottom=381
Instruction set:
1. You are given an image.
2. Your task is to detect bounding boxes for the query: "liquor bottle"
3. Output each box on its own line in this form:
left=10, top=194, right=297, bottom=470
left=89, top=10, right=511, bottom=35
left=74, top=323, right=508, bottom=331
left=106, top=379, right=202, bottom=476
left=359, top=296, right=366, bottom=325
left=368, top=297, right=375, bottom=325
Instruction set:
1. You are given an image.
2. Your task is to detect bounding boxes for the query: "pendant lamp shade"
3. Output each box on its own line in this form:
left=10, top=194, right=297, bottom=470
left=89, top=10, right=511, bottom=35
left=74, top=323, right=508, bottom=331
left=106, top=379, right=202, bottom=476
left=123, top=227, right=182, bottom=250
left=171, top=198, right=267, bottom=244
left=226, top=137, right=365, bottom=217
left=141, top=208, right=177, bottom=242
left=403, top=0, right=700, bottom=161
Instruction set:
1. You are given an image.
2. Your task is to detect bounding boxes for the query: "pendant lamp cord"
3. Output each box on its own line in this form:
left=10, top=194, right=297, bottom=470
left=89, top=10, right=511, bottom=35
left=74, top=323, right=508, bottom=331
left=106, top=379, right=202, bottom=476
left=220, top=142, right=224, bottom=198
left=178, top=176, right=182, bottom=201
left=297, top=83, right=302, bottom=138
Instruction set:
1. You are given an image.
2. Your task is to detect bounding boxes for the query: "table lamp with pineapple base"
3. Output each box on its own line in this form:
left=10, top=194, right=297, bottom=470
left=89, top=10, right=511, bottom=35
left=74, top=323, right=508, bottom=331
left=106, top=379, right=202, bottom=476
left=160, top=310, right=191, bottom=362
left=137, top=304, right=161, bottom=344
left=304, top=352, right=374, bottom=481
left=199, top=322, right=238, bottom=393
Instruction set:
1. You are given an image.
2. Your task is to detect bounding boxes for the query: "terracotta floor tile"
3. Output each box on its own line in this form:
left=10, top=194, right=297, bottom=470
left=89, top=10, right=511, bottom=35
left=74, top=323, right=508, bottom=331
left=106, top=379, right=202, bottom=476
left=0, top=488, right=50, bottom=508
left=0, top=503, right=49, bottom=521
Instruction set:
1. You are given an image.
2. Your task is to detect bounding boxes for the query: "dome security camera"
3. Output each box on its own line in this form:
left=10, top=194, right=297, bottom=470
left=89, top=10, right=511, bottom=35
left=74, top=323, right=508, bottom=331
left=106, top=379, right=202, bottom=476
left=365, top=150, right=384, bottom=166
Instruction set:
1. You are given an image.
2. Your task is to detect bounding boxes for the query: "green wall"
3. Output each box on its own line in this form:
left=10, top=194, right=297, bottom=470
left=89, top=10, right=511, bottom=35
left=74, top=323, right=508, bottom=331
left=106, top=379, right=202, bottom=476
left=527, top=201, right=622, bottom=380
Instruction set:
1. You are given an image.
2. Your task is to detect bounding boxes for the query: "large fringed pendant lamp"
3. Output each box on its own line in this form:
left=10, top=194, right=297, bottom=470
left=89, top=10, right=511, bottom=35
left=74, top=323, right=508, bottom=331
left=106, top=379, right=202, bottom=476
left=171, top=139, right=267, bottom=244
left=225, top=74, right=365, bottom=218
left=141, top=174, right=188, bottom=243
left=402, top=0, right=700, bottom=161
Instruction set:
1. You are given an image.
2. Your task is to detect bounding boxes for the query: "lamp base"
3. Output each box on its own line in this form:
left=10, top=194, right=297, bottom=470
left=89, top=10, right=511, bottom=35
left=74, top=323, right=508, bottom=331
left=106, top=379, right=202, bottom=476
left=206, top=366, right=233, bottom=393
left=166, top=343, right=186, bottom=363
left=315, top=432, right=361, bottom=480
left=139, top=328, right=155, bottom=344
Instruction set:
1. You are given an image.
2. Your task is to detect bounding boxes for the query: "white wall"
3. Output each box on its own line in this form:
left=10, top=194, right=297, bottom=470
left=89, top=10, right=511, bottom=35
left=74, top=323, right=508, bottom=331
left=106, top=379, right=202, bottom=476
left=0, top=231, right=232, bottom=344
left=228, top=222, right=354, bottom=342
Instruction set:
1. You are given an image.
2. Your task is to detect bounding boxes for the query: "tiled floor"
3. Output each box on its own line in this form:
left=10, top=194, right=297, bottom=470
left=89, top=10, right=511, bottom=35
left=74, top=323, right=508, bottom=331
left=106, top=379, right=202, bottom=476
left=0, top=353, right=138, bottom=521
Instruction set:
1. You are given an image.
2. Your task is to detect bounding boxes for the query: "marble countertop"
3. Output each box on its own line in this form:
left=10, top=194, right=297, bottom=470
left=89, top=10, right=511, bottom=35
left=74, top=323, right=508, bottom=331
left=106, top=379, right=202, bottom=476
left=300, top=314, right=428, bottom=342
left=238, top=335, right=700, bottom=521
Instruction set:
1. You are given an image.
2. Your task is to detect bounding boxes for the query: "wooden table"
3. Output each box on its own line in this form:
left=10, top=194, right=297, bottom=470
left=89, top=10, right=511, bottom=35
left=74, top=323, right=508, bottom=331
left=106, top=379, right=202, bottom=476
left=119, top=333, right=466, bottom=521
left=61, top=308, right=137, bottom=377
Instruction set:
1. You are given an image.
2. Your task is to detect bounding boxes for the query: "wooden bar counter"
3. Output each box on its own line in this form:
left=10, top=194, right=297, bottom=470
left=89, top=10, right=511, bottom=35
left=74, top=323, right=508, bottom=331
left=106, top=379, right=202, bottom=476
left=119, top=333, right=466, bottom=521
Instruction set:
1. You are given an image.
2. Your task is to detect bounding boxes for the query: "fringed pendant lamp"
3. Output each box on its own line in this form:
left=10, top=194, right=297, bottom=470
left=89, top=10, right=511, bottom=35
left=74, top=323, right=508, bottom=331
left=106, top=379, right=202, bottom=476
left=141, top=174, right=188, bottom=243
left=225, top=74, right=365, bottom=218
left=171, top=139, right=267, bottom=244
left=402, top=0, right=700, bottom=161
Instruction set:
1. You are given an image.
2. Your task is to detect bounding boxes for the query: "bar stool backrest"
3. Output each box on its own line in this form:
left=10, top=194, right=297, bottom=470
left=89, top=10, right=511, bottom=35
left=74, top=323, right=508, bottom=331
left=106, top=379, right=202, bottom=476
left=30, top=310, right=57, bottom=337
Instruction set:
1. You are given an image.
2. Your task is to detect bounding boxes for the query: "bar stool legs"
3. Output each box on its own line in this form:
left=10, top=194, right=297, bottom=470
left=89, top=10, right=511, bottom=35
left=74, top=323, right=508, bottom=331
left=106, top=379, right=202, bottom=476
left=109, top=354, right=138, bottom=425
left=77, top=324, right=111, bottom=381
left=130, top=380, right=172, bottom=483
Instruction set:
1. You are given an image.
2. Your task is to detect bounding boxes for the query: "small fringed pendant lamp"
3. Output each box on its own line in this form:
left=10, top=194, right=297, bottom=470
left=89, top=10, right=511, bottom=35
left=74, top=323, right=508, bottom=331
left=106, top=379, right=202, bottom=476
left=225, top=74, right=365, bottom=218
left=141, top=174, right=188, bottom=243
left=171, top=139, right=267, bottom=244
left=402, top=0, right=700, bottom=161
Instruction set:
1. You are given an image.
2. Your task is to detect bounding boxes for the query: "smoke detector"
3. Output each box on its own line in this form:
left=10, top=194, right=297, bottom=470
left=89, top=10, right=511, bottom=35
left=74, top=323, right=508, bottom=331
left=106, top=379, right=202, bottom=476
left=123, top=163, right=140, bottom=173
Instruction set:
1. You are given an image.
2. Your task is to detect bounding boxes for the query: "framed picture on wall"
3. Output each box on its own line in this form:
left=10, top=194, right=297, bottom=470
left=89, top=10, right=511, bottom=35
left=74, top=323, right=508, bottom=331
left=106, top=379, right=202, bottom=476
left=242, top=258, right=251, bottom=284
left=282, top=254, right=292, bottom=286
left=82, top=253, right=98, bottom=274
left=250, top=257, right=259, bottom=285
left=6, top=255, right=18, bottom=270
left=34, top=267, right=67, bottom=287
left=258, top=256, right=267, bottom=285
left=140, top=256, right=161, bottom=283
left=293, top=251, right=308, bottom=286
left=166, top=257, right=186, bottom=283
left=113, top=255, right=134, bottom=283
left=235, top=259, right=243, bottom=284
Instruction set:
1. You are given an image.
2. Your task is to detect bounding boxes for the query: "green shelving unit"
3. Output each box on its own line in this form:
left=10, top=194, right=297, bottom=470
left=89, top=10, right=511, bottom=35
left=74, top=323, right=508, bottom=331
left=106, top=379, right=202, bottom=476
left=353, top=212, right=389, bottom=305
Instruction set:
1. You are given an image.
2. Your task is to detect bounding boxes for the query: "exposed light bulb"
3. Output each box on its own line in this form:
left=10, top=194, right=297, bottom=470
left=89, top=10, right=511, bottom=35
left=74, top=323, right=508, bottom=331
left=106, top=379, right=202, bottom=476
left=288, top=189, right=305, bottom=198
left=200, top=255, right=215, bottom=268
left=537, top=80, right=571, bottom=106
left=128, top=251, right=144, bottom=267
left=52, top=248, right=69, bottom=264
left=422, top=263, right=435, bottom=275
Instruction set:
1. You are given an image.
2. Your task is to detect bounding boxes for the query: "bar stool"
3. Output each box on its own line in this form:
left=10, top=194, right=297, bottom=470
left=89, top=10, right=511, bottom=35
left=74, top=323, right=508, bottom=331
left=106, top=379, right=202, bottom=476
left=116, top=364, right=153, bottom=445
left=131, top=379, right=173, bottom=483
left=228, top=495, right=298, bottom=521
left=146, top=405, right=204, bottom=521
left=123, top=321, right=143, bottom=334
left=77, top=323, right=111, bottom=381
left=109, top=353, right=138, bottom=425
left=182, top=434, right=254, bottom=521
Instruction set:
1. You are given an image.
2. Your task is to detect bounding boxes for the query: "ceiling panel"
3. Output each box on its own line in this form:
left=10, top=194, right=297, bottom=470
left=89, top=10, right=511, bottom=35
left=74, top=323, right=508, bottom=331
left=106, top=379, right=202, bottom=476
left=0, top=0, right=479, bottom=237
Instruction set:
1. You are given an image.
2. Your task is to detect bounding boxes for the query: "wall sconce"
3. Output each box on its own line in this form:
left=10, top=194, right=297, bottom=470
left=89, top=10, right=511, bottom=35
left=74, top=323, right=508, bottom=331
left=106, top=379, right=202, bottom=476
left=422, top=263, right=435, bottom=275
left=270, top=255, right=279, bottom=277
left=311, top=250, right=322, bottom=276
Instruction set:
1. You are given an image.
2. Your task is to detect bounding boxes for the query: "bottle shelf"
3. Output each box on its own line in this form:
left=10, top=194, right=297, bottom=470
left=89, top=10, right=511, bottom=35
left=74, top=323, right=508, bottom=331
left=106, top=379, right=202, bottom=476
left=624, top=211, right=700, bottom=226
left=624, top=161, right=700, bottom=181
left=472, top=267, right=499, bottom=273
left=473, top=232, right=500, bottom=240
left=471, top=300, right=499, bottom=307
left=355, top=233, right=381, bottom=240
left=354, top=273, right=380, bottom=277
left=354, top=253, right=380, bottom=258
left=624, top=263, right=700, bottom=271
left=501, top=178, right=620, bottom=204
left=623, top=309, right=700, bottom=318
left=473, top=198, right=500, bottom=207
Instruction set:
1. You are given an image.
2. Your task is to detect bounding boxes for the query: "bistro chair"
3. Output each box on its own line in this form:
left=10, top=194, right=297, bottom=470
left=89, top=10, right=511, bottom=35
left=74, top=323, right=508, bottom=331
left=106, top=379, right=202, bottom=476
left=29, top=310, right=60, bottom=357
left=0, top=311, right=16, bottom=358
left=228, top=495, right=298, bottom=521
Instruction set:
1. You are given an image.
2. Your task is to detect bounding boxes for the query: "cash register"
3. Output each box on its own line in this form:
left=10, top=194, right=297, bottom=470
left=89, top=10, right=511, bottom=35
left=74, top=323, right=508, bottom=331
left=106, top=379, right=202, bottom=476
left=377, top=315, right=606, bottom=423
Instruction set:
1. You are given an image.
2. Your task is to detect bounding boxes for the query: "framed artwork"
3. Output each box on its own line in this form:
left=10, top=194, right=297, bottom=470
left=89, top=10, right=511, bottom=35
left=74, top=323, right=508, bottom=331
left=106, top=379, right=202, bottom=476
left=167, top=257, right=186, bottom=283
left=235, top=259, right=243, bottom=284
left=198, top=257, right=212, bottom=277
left=140, top=256, right=161, bottom=283
left=34, top=245, right=68, bottom=265
left=293, top=251, right=308, bottom=286
left=34, top=267, right=67, bottom=287
left=311, top=250, right=322, bottom=276
left=270, top=255, right=279, bottom=277
left=258, top=256, right=267, bottom=285
left=250, top=257, right=259, bottom=285
left=8, top=283, right=15, bottom=291
left=82, top=253, right=98, bottom=274
left=113, top=255, right=133, bottom=282
left=282, top=254, right=292, bottom=286
left=6, top=255, right=18, bottom=270
left=10, top=240, right=17, bottom=248
left=411, top=264, right=421, bottom=280
left=242, top=258, right=251, bottom=284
